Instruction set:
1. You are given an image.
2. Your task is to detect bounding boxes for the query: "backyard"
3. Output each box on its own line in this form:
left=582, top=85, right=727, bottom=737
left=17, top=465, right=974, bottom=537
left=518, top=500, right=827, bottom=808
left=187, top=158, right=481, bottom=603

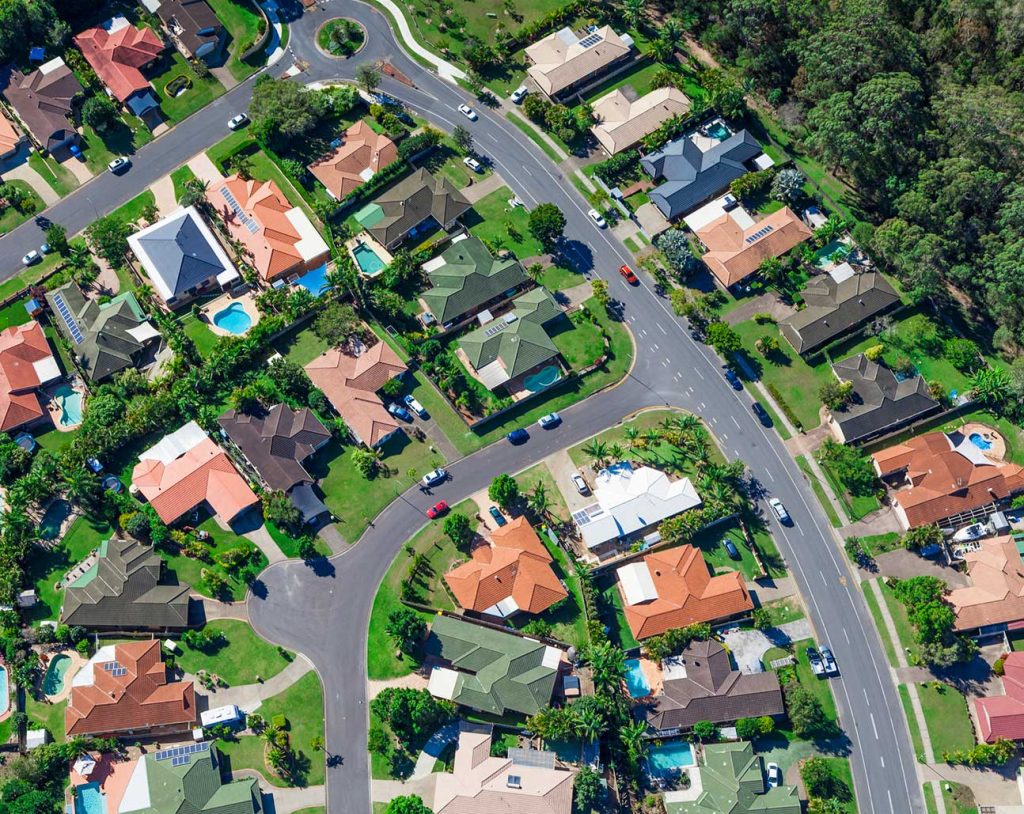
left=174, top=619, right=294, bottom=685
left=24, top=516, right=113, bottom=622
left=596, top=573, right=640, bottom=651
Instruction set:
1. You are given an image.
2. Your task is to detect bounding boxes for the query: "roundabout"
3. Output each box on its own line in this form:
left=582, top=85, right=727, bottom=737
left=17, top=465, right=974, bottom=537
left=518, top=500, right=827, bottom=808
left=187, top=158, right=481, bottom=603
left=315, top=17, right=367, bottom=58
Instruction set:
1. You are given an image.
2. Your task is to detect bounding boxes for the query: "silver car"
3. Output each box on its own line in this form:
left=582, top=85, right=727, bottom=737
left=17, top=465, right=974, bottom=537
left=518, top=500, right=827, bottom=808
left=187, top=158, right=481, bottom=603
left=421, top=468, right=448, bottom=487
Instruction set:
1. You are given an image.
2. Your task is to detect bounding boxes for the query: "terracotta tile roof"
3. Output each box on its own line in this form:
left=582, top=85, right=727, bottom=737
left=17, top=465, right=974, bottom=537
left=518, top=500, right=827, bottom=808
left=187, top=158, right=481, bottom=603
left=65, top=640, right=195, bottom=737
left=445, top=517, right=568, bottom=615
left=698, top=207, right=812, bottom=287
left=948, top=536, right=1024, bottom=631
left=308, top=121, right=399, bottom=199
left=74, top=17, right=164, bottom=102
left=304, top=340, right=407, bottom=447
left=0, top=106, right=22, bottom=155
left=209, top=174, right=329, bottom=281
left=977, top=652, right=1024, bottom=742
left=0, top=322, right=59, bottom=431
left=617, top=545, right=752, bottom=640
left=872, top=431, right=1024, bottom=528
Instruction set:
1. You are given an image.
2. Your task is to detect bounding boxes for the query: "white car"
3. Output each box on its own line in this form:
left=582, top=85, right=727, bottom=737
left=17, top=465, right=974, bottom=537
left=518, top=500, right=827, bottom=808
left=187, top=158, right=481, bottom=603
left=107, top=157, right=130, bottom=174
left=587, top=208, right=607, bottom=228
left=462, top=156, right=483, bottom=173
left=766, top=762, right=782, bottom=788
left=571, top=473, right=589, bottom=495
left=538, top=412, right=561, bottom=429
left=403, top=395, right=426, bottom=417
left=228, top=113, right=249, bottom=130
left=511, top=85, right=529, bottom=104
left=457, top=104, right=478, bottom=121
left=952, top=522, right=988, bottom=542
left=769, top=497, right=791, bottom=524
left=508, top=195, right=525, bottom=209
left=421, top=468, right=448, bottom=487
left=21, top=250, right=40, bottom=266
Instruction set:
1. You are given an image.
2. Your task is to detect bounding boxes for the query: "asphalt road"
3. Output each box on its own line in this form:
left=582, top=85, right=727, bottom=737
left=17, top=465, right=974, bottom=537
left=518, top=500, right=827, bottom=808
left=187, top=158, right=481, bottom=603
left=3, top=4, right=923, bottom=811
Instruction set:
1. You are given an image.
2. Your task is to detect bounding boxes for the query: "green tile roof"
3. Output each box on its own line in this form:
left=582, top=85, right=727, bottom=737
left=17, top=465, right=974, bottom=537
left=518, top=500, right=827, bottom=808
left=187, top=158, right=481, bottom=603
left=667, top=742, right=801, bottom=814
left=420, top=236, right=528, bottom=324
left=426, top=615, right=560, bottom=717
left=134, top=744, right=261, bottom=814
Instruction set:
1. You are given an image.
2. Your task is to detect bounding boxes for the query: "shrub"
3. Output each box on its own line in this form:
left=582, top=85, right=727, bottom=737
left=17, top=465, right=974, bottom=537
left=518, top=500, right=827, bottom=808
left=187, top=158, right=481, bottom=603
left=819, top=379, right=854, bottom=410
left=944, top=337, right=982, bottom=373
left=272, top=714, right=288, bottom=729
left=994, top=654, right=1008, bottom=676
left=864, top=344, right=885, bottom=362
left=753, top=312, right=776, bottom=324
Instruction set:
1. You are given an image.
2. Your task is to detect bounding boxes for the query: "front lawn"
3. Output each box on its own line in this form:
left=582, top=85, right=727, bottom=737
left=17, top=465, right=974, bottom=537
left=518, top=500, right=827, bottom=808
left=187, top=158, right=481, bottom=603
left=899, top=685, right=926, bottom=762
left=795, top=455, right=841, bottom=528
left=160, top=516, right=268, bottom=602
left=690, top=520, right=762, bottom=581
left=27, top=150, right=78, bottom=197
left=816, top=757, right=858, bottom=814
left=550, top=313, right=605, bottom=371
left=174, top=619, right=294, bottom=685
left=150, top=51, right=225, bottom=124
left=916, top=681, right=976, bottom=758
left=536, top=264, right=585, bottom=292
left=817, top=456, right=880, bottom=522
left=266, top=521, right=332, bottom=559
left=513, top=463, right=570, bottom=523
left=207, top=0, right=267, bottom=80
left=171, top=165, right=198, bottom=202
left=463, top=186, right=545, bottom=259
left=756, top=597, right=804, bottom=627
left=0, top=181, right=43, bottom=233
left=789, top=637, right=838, bottom=725
left=877, top=579, right=921, bottom=663
left=24, top=516, right=113, bottom=623
left=857, top=532, right=902, bottom=558
left=80, top=114, right=153, bottom=176
left=862, top=582, right=899, bottom=667
left=0, top=298, right=34, bottom=330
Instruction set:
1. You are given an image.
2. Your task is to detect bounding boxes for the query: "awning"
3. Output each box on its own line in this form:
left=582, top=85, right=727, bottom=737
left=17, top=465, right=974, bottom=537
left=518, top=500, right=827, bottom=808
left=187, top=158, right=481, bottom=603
left=289, top=482, right=329, bottom=524
left=73, top=755, right=96, bottom=776
left=126, top=321, right=161, bottom=343
left=427, top=666, right=460, bottom=700
left=216, top=268, right=241, bottom=286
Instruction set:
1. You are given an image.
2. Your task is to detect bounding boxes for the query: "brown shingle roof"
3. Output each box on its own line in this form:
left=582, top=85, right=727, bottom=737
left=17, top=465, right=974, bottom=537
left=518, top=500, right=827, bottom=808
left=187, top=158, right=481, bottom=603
left=0, top=58, right=82, bottom=150
left=698, top=207, right=812, bottom=287
left=949, top=536, right=1024, bottom=631
left=155, top=0, right=223, bottom=57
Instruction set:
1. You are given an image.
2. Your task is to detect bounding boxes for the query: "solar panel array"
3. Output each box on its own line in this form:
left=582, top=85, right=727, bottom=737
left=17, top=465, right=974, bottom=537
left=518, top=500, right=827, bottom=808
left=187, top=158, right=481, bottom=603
left=745, top=224, right=774, bottom=245
left=578, top=32, right=603, bottom=48
left=52, top=292, right=84, bottom=345
left=509, top=748, right=556, bottom=770
left=219, top=185, right=261, bottom=235
left=155, top=742, right=211, bottom=762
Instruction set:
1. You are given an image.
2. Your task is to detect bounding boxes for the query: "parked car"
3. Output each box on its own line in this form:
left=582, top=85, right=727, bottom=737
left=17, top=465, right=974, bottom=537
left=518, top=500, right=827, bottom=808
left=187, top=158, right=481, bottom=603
left=387, top=402, right=412, bottom=421
left=39, top=243, right=51, bottom=255
left=488, top=506, right=507, bottom=526
left=507, top=428, right=529, bottom=444
left=723, top=539, right=740, bottom=560
left=752, top=402, right=772, bottom=426
left=806, top=646, right=826, bottom=677
left=538, top=412, right=561, bottom=429
left=571, top=473, right=589, bottom=495
left=403, top=395, right=427, bottom=417
left=107, top=157, right=130, bottom=174
left=724, top=368, right=742, bottom=389
left=228, top=113, right=249, bottom=130
left=619, top=264, right=639, bottom=285
left=457, top=104, right=478, bottom=121
left=463, top=156, right=483, bottom=173
left=819, top=645, right=839, bottom=676
left=588, top=208, right=607, bottom=228
left=919, top=543, right=943, bottom=559
left=769, top=497, right=791, bottom=525
left=421, top=468, right=447, bottom=487
left=511, top=85, right=529, bottom=104
left=766, top=762, right=782, bottom=788
left=21, top=250, right=40, bottom=266
left=426, top=501, right=449, bottom=519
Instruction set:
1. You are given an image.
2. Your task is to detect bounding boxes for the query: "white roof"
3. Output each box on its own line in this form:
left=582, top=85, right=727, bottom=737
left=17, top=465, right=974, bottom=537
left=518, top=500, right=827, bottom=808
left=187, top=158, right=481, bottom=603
left=139, top=420, right=207, bottom=465
left=163, top=638, right=178, bottom=652
left=25, top=729, right=47, bottom=748
left=542, top=646, right=562, bottom=670
left=753, top=153, right=775, bottom=170
left=662, top=655, right=689, bottom=681
left=428, top=666, right=461, bottom=701
left=285, top=207, right=330, bottom=262
left=617, top=561, right=658, bottom=604
left=39, top=56, right=67, bottom=75
left=684, top=195, right=755, bottom=234
left=216, top=268, right=241, bottom=286
left=828, top=262, right=857, bottom=284
left=126, top=321, right=161, bottom=343
left=120, top=757, right=151, bottom=813
left=73, top=644, right=117, bottom=688
left=201, top=704, right=242, bottom=726
left=485, top=596, right=520, bottom=618
left=422, top=254, right=447, bottom=273
left=33, top=356, right=61, bottom=384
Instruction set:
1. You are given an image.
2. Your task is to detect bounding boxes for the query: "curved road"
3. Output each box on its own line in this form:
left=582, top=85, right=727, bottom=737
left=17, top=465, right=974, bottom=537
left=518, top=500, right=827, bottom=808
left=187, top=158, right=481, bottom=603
left=2, top=4, right=922, bottom=812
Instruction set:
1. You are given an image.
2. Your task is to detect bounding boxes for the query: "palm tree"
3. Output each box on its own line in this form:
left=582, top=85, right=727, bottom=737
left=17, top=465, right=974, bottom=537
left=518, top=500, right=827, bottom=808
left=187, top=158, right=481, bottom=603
left=672, top=414, right=701, bottom=434
left=582, top=440, right=609, bottom=470
left=64, top=467, right=99, bottom=508
left=574, top=705, right=604, bottom=744
left=528, top=481, right=550, bottom=520
left=624, top=426, right=641, bottom=450
left=620, top=718, right=650, bottom=765
left=608, top=443, right=625, bottom=462
left=643, top=428, right=661, bottom=448
left=621, top=0, right=647, bottom=30
left=660, top=17, right=684, bottom=51
left=586, top=641, right=626, bottom=696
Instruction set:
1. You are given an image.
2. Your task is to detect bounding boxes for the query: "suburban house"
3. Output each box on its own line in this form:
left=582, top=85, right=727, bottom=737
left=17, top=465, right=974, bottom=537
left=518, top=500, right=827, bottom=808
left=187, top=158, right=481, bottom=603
left=74, top=16, right=165, bottom=121
left=149, top=0, right=225, bottom=61
left=433, top=722, right=575, bottom=814
left=419, top=234, right=530, bottom=333
left=616, top=545, right=753, bottom=640
left=0, top=57, right=83, bottom=154
left=0, top=106, right=24, bottom=159
left=666, top=741, right=800, bottom=814
left=218, top=404, right=332, bottom=526
left=128, top=206, right=239, bottom=307
left=525, top=26, right=634, bottom=100
left=871, top=431, right=1024, bottom=529
left=642, top=130, right=764, bottom=221
left=0, top=321, right=61, bottom=433
left=947, top=536, right=1024, bottom=636
left=65, top=640, right=195, bottom=738
left=131, top=420, right=259, bottom=526
left=573, top=462, right=702, bottom=559
left=696, top=205, right=812, bottom=289
left=456, top=288, right=565, bottom=396
left=60, top=536, right=191, bottom=632
left=304, top=339, right=407, bottom=448
left=209, top=175, right=330, bottom=283
left=778, top=264, right=900, bottom=355
left=591, top=86, right=691, bottom=155
left=826, top=354, right=940, bottom=444
left=308, top=120, right=398, bottom=200
left=45, top=284, right=161, bottom=382
left=426, top=615, right=563, bottom=717
left=975, top=652, right=1024, bottom=743
left=644, top=640, right=784, bottom=733
left=356, top=168, right=470, bottom=249
left=444, top=516, right=568, bottom=618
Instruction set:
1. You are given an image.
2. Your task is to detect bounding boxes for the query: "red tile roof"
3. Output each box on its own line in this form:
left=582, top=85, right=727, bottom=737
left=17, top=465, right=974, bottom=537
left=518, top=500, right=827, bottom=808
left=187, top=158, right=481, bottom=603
left=0, top=107, right=22, bottom=155
left=73, top=18, right=164, bottom=102
left=949, top=536, right=1024, bottom=631
left=65, top=640, right=195, bottom=737
left=698, top=207, right=812, bottom=288
left=307, top=121, right=399, bottom=199
left=0, top=322, right=57, bottom=431
left=977, top=652, right=1024, bottom=742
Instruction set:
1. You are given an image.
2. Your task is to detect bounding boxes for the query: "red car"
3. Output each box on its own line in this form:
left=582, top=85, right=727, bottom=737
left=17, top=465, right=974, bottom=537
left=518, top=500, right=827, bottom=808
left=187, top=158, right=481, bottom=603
left=426, top=500, right=449, bottom=519
left=619, top=264, right=639, bottom=285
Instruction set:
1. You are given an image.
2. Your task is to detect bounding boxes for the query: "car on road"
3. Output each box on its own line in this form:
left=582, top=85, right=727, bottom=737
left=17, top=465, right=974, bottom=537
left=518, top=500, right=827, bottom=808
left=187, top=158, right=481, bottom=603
left=619, top=264, right=639, bottom=285
left=107, top=157, right=130, bottom=174
left=538, top=412, right=561, bottom=429
left=769, top=497, right=791, bottom=525
left=458, top=104, right=478, bottom=121
left=819, top=645, right=839, bottom=676
left=571, top=473, right=589, bottom=495
left=21, top=250, right=40, bottom=266
left=806, top=646, right=826, bottom=677
left=511, top=85, right=529, bottom=104
left=766, top=762, right=782, bottom=788
left=421, top=468, right=447, bottom=487
left=724, top=368, right=742, bottom=389
left=387, top=402, right=412, bottom=421
left=463, top=156, right=483, bottom=173
left=588, top=208, right=607, bottom=228
left=507, top=428, right=529, bottom=444
left=723, top=538, right=740, bottom=560
left=426, top=500, right=449, bottom=519
left=752, top=401, right=772, bottom=426
left=403, top=395, right=427, bottom=417
left=228, top=113, right=249, bottom=130
left=488, top=506, right=507, bottom=526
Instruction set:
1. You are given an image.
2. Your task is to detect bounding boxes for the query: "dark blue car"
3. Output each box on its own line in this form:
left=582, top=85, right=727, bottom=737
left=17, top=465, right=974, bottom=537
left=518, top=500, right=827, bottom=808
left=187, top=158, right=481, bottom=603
left=724, top=368, right=742, bottom=390
left=506, top=428, right=529, bottom=444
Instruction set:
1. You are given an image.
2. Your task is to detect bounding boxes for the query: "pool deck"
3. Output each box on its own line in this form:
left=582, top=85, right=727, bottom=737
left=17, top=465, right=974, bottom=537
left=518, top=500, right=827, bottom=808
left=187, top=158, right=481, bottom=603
left=961, top=421, right=1007, bottom=461
left=37, top=648, right=85, bottom=703
left=69, top=752, right=139, bottom=814
left=200, top=289, right=261, bottom=338
left=345, top=232, right=393, bottom=278
left=43, top=379, right=87, bottom=432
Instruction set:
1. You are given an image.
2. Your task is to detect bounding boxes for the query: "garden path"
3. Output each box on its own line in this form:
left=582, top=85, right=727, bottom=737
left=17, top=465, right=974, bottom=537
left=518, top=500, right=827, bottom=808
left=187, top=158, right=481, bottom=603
left=236, top=771, right=326, bottom=813
left=191, top=653, right=313, bottom=712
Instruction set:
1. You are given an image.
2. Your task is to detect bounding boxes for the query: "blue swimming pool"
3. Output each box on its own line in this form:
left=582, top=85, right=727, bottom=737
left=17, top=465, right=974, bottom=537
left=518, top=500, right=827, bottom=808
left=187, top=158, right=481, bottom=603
left=624, top=658, right=651, bottom=698
left=53, top=383, right=84, bottom=426
left=646, top=740, right=695, bottom=778
left=295, top=263, right=331, bottom=297
left=75, top=782, right=106, bottom=814
left=212, top=302, right=253, bottom=335
left=706, top=121, right=730, bottom=140
left=0, top=665, right=9, bottom=715
left=39, top=498, right=70, bottom=541
left=524, top=365, right=561, bottom=393
left=352, top=242, right=387, bottom=276
left=969, top=432, right=993, bottom=451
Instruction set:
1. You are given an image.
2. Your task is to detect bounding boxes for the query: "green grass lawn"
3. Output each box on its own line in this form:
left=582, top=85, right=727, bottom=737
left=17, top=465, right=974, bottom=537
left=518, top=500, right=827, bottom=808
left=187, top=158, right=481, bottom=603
left=24, top=516, right=113, bottom=623
left=942, top=782, right=979, bottom=814
left=537, top=264, right=585, bottom=293
left=80, top=114, right=153, bottom=176
left=25, top=695, right=66, bottom=743
left=690, top=520, right=763, bottom=581
left=174, top=619, right=294, bottom=685
left=579, top=61, right=665, bottom=105
left=110, top=189, right=157, bottom=225
left=0, top=298, right=32, bottom=330
left=505, top=112, right=564, bottom=162
left=0, top=181, right=43, bottom=234
left=795, top=455, right=841, bottom=528
left=857, top=532, right=902, bottom=558
left=915, top=681, right=976, bottom=758
left=550, top=313, right=605, bottom=371
left=463, top=186, right=545, bottom=260
left=171, top=165, right=198, bottom=202
left=160, top=516, right=268, bottom=601
left=179, top=310, right=221, bottom=358
left=208, top=131, right=257, bottom=170
left=150, top=51, right=225, bottom=124
left=817, top=756, right=857, bottom=814
left=899, top=685, right=926, bottom=762
left=877, top=579, right=921, bottom=664
left=207, top=0, right=266, bottom=81
left=513, top=463, right=570, bottom=524
left=788, top=638, right=838, bottom=724
left=757, top=597, right=804, bottom=627
left=366, top=499, right=479, bottom=679
left=818, top=456, right=880, bottom=522
left=266, top=521, right=332, bottom=559
left=28, top=150, right=78, bottom=197
left=862, top=581, right=899, bottom=667
left=274, top=322, right=330, bottom=367
left=596, top=573, right=639, bottom=651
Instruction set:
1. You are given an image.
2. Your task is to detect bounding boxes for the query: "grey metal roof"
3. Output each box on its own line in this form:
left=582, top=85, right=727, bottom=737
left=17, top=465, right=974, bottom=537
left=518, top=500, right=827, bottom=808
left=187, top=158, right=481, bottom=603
left=130, top=207, right=233, bottom=299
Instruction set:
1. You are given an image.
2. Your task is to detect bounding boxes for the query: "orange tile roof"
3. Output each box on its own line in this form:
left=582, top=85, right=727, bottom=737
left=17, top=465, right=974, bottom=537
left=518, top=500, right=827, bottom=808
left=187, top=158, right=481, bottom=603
left=132, top=432, right=258, bottom=524
left=949, top=536, right=1024, bottom=631
left=304, top=340, right=407, bottom=447
left=0, top=107, right=22, bottom=155
left=74, top=19, right=164, bottom=102
left=445, top=517, right=568, bottom=615
left=65, top=641, right=195, bottom=737
left=308, top=121, right=399, bottom=199
left=697, top=207, right=812, bottom=287
left=619, top=545, right=753, bottom=640
left=872, top=431, right=1024, bottom=528
left=0, top=322, right=57, bottom=431
left=976, top=652, right=1024, bottom=742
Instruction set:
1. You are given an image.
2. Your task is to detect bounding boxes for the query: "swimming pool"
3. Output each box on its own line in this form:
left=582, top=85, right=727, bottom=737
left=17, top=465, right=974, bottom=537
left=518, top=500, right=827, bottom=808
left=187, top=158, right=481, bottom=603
left=39, top=498, right=70, bottom=541
left=42, top=653, right=71, bottom=696
left=814, top=239, right=852, bottom=268
left=624, top=658, right=651, bottom=698
left=212, top=302, right=253, bottom=335
left=523, top=365, right=561, bottom=393
left=352, top=242, right=387, bottom=276
left=969, top=432, right=993, bottom=451
left=295, top=263, right=331, bottom=297
left=0, top=665, right=9, bottom=715
left=706, top=121, right=730, bottom=140
left=53, top=383, right=84, bottom=426
left=646, top=740, right=695, bottom=778
left=74, top=781, right=107, bottom=814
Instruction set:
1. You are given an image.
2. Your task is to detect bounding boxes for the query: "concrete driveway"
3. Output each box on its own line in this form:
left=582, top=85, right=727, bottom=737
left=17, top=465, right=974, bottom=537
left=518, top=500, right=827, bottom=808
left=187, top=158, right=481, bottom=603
left=721, top=619, right=814, bottom=674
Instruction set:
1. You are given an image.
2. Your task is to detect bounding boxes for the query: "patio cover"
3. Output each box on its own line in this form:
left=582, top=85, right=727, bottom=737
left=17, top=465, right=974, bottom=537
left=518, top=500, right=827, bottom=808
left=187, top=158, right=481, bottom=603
left=289, top=482, right=329, bottom=524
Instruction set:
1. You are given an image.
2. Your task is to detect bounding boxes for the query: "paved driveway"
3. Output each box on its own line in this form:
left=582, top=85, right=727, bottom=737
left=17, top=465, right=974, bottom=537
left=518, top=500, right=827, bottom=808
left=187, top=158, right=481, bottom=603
left=722, top=619, right=814, bottom=674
